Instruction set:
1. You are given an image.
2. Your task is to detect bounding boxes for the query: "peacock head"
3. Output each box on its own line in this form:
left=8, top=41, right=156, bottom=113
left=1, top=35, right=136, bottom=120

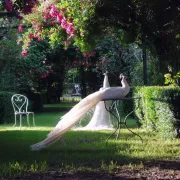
left=119, top=73, right=124, bottom=79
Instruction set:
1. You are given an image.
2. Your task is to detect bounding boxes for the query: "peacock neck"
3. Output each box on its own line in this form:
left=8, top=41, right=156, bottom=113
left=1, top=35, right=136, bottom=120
left=121, top=77, right=129, bottom=88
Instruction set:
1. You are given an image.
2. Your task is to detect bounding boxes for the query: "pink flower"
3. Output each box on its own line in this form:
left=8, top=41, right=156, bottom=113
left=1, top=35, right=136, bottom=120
left=83, top=53, right=88, bottom=58
left=18, top=24, right=23, bottom=32
left=49, top=5, right=59, bottom=17
left=61, top=18, right=68, bottom=29
left=17, top=40, right=21, bottom=45
left=44, top=13, right=51, bottom=20
left=29, top=33, right=34, bottom=39
left=37, top=37, right=41, bottom=42
left=92, top=51, right=96, bottom=56
left=5, top=0, right=13, bottom=12
left=21, top=50, right=28, bottom=56
left=66, top=23, right=73, bottom=34
left=70, top=29, right=76, bottom=36
left=32, top=24, right=36, bottom=28
left=103, top=58, right=107, bottom=63
left=43, top=61, right=46, bottom=64
left=36, top=26, right=41, bottom=32
left=57, top=14, right=63, bottom=23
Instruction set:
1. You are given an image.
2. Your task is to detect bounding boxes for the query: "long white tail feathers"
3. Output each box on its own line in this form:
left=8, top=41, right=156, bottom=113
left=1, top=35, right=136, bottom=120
left=31, top=91, right=102, bottom=151
left=31, top=74, right=130, bottom=151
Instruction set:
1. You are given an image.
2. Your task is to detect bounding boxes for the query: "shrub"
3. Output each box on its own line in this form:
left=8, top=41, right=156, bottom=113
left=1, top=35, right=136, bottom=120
left=0, top=92, right=15, bottom=124
left=25, top=92, right=46, bottom=112
left=133, top=86, right=180, bottom=139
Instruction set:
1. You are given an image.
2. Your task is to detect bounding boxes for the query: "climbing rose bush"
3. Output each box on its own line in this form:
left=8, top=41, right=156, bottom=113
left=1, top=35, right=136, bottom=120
left=18, top=0, right=96, bottom=54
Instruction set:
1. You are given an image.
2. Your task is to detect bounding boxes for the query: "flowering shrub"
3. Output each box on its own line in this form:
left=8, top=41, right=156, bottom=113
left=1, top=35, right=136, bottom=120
left=17, top=0, right=96, bottom=54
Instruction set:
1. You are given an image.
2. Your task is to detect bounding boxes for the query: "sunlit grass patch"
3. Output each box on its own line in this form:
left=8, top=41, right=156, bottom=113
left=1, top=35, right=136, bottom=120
left=0, top=103, right=180, bottom=178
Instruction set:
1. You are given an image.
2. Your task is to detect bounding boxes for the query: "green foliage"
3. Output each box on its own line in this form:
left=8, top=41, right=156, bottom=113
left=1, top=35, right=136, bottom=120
left=0, top=92, right=15, bottom=124
left=94, top=34, right=125, bottom=74
left=0, top=29, right=52, bottom=93
left=164, top=72, right=180, bottom=86
left=133, top=86, right=180, bottom=139
left=26, top=91, right=46, bottom=112
left=0, top=29, right=22, bottom=92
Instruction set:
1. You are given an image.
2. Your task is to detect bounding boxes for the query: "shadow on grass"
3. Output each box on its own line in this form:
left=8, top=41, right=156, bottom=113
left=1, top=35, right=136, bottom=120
left=0, top=128, right=180, bottom=180
left=0, top=129, right=177, bottom=166
left=0, top=130, right=145, bottom=165
left=42, top=103, right=77, bottom=112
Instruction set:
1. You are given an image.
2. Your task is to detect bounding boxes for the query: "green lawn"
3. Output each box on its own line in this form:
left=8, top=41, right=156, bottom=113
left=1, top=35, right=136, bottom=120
left=0, top=103, right=180, bottom=177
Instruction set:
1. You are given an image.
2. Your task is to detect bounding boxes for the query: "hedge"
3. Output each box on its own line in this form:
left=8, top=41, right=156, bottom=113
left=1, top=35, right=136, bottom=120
left=132, top=86, right=180, bottom=139
left=0, top=91, right=15, bottom=124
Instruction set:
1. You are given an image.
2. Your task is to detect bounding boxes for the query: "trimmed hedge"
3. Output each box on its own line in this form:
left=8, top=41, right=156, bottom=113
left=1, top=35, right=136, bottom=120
left=0, top=92, right=15, bottom=124
left=133, top=86, right=180, bottom=139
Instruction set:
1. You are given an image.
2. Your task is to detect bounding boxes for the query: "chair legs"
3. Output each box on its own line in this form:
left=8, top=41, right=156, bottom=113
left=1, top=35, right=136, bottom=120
left=27, top=113, right=36, bottom=127
left=13, top=113, right=35, bottom=129
left=12, top=114, right=17, bottom=127
left=32, top=113, right=36, bottom=126
left=20, top=114, right=22, bottom=130
left=27, top=114, right=30, bottom=127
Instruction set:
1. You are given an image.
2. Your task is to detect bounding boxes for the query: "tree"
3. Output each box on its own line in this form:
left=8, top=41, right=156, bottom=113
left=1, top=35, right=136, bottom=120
left=2, top=0, right=179, bottom=87
left=17, top=0, right=179, bottom=74
left=95, top=0, right=180, bottom=73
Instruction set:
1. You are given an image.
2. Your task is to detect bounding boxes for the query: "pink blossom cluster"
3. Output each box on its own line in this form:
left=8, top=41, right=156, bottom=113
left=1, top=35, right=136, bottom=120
left=102, top=57, right=107, bottom=63
left=95, top=61, right=103, bottom=70
left=18, top=24, right=23, bottom=32
left=42, top=4, right=76, bottom=37
left=73, top=58, right=93, bottom=68
left=83, top=51, right=96, bottom=59
left=94, top=57, right=107, bottom=71
left=21, top=50, right=28, bottom=56
left=20, top=3, right=77, bottom=57
left=5, top=0, right=13, bottom=12
left=29, top=68, right=54, bottom=79
left=40, top=69, right=54, bottom=79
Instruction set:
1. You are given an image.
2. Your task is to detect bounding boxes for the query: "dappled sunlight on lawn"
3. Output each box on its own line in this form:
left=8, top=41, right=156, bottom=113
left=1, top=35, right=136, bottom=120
left=0, top=103, right=180, bottom=178
left=0, top=111, right=65, bottom=131
left=0, top=125, right=53, bottom=132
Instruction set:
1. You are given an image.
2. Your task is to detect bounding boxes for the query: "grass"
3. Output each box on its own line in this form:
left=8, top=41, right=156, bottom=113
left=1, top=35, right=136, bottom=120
left=0, top=103, right=180, bottom=177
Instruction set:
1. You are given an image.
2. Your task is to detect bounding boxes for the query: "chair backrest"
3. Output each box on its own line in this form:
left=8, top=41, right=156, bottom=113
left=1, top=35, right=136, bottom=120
left=11, top=94, right=29, bottom=113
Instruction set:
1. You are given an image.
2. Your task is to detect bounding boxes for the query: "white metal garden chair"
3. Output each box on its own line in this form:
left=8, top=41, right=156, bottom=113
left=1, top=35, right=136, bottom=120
left=11, top=94, right=36, bottom=129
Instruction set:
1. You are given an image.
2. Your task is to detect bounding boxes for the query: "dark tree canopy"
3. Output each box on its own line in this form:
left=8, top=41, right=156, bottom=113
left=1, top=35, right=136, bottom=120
left=94, top=0, right=180, bottom=71
left=1, top=0, right=180, bottom=73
